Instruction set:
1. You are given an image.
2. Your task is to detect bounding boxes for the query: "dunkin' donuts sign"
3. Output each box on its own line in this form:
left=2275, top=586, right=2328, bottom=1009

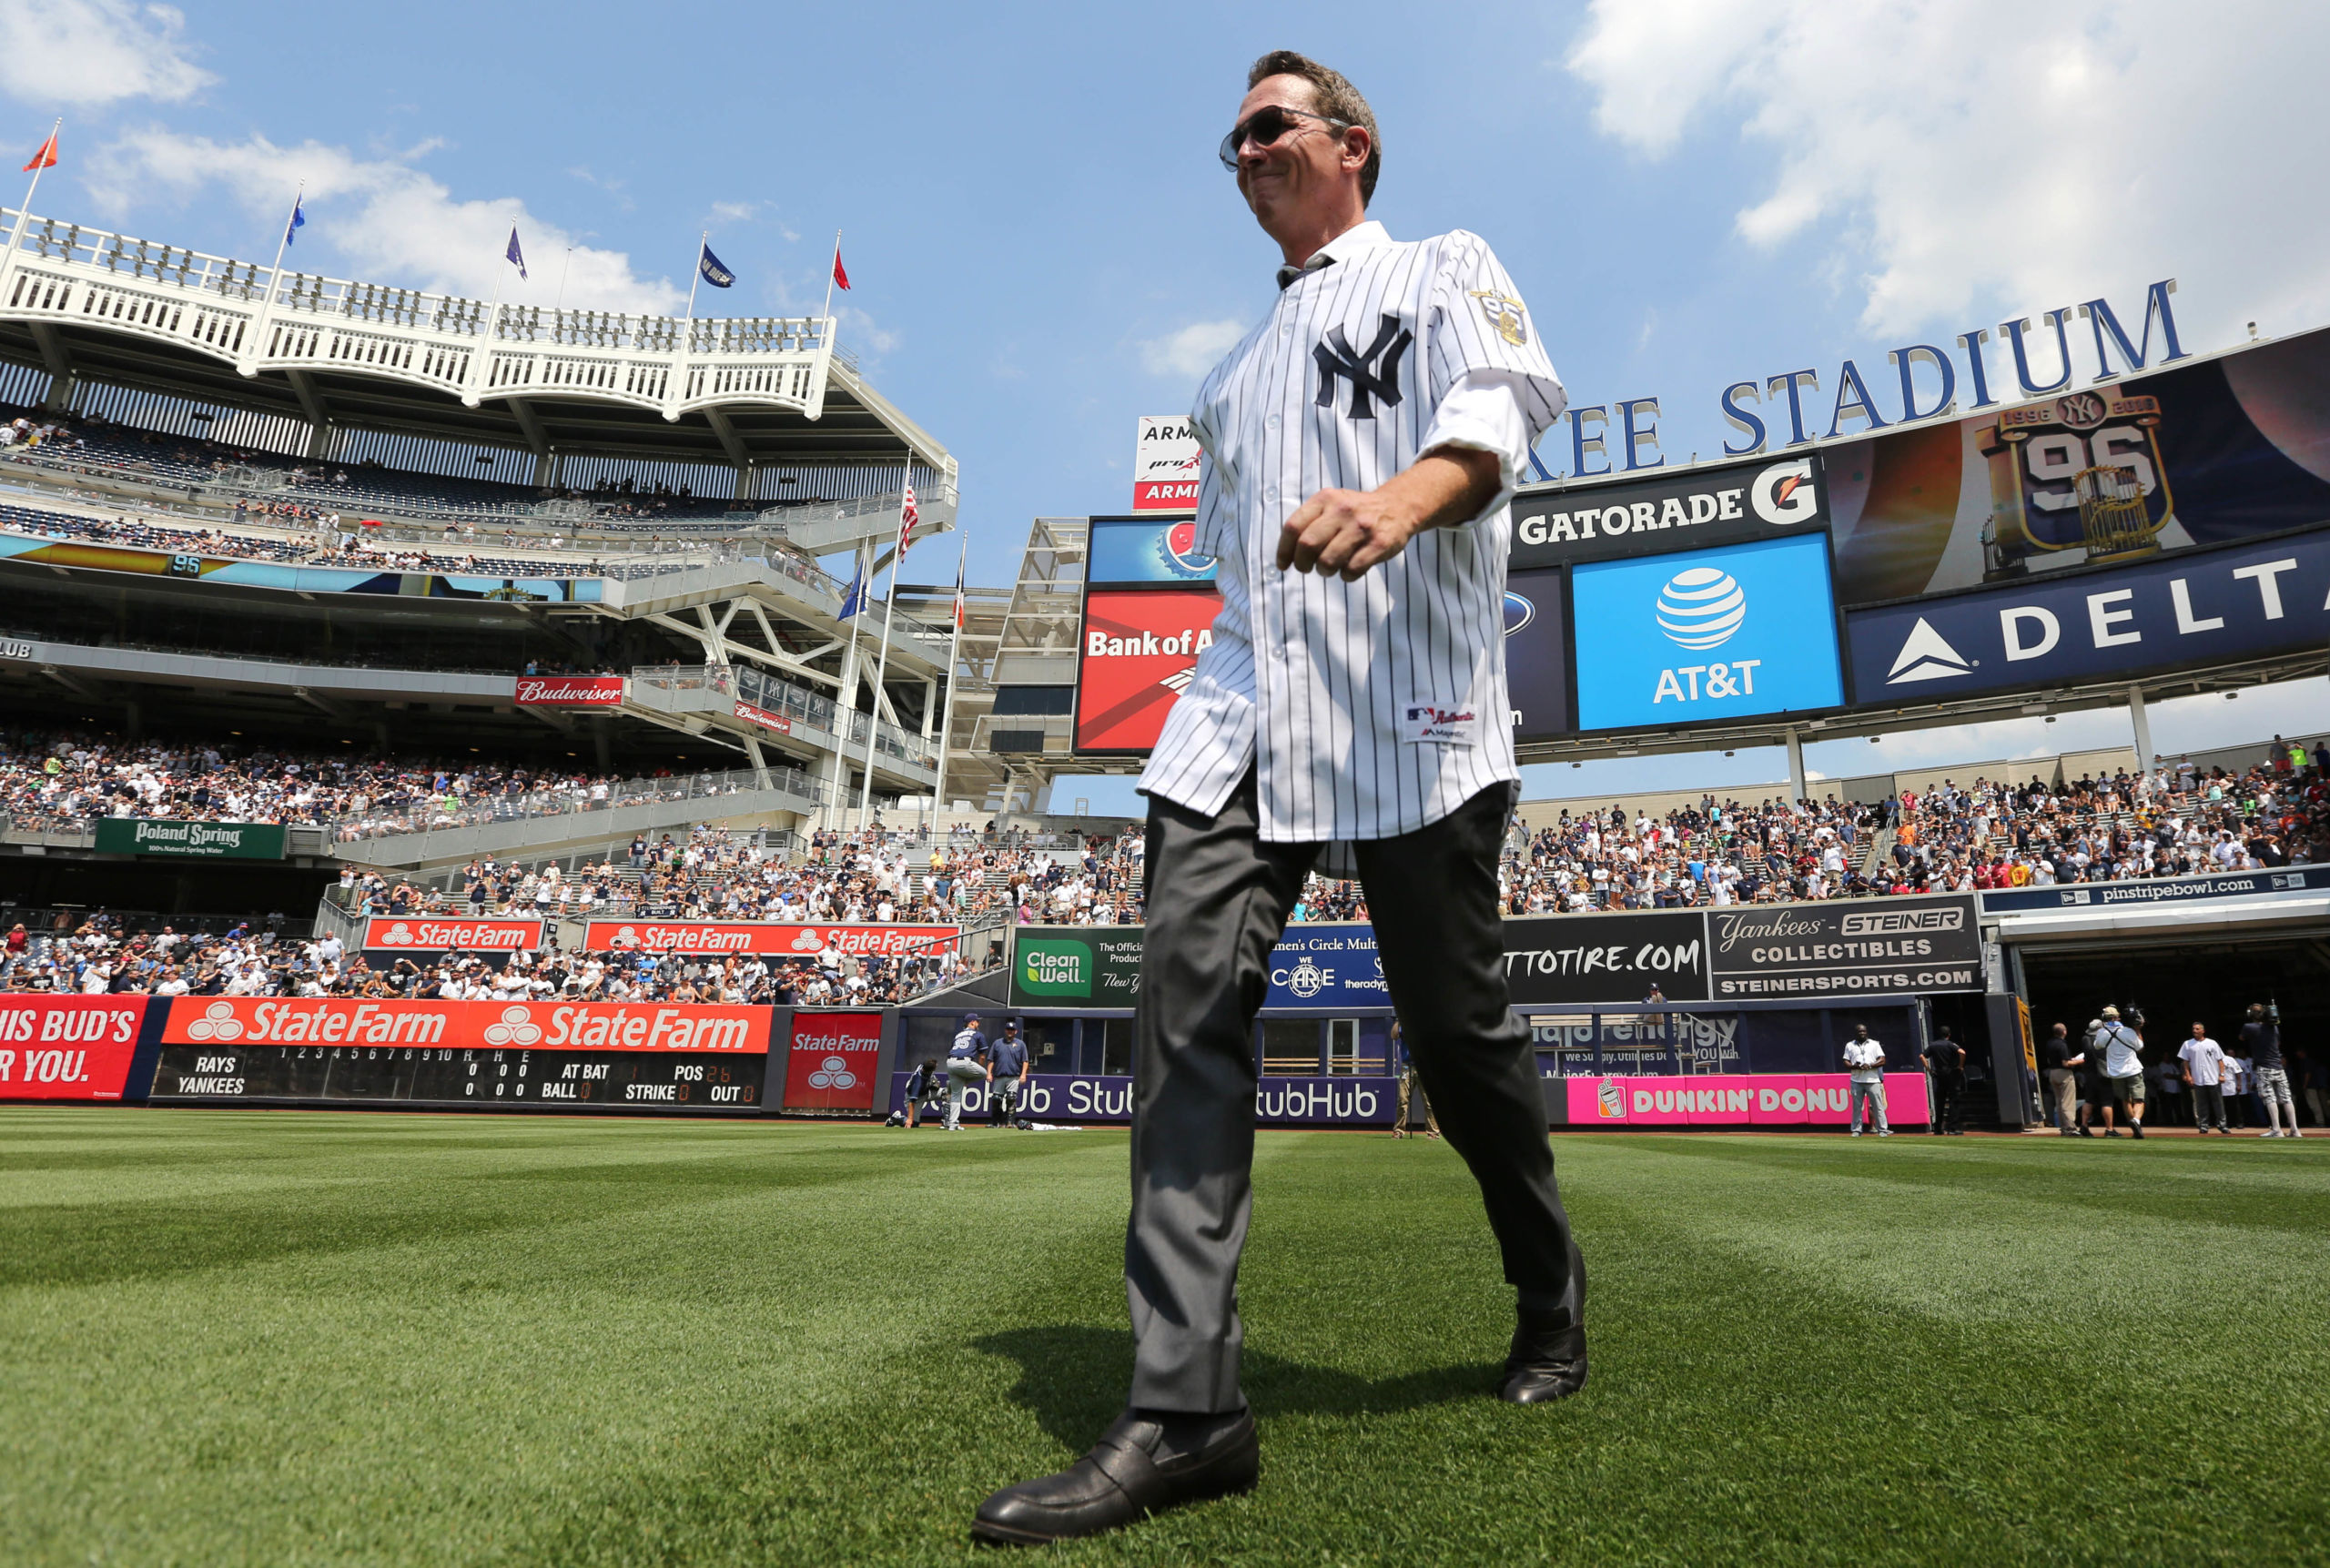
left=513, top=674, right=625, bottom=705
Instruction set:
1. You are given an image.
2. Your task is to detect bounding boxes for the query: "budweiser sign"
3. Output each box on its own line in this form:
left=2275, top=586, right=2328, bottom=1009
left=362, top=917, right=543, bottom=952
left=0, top=996, right=150, bottom=1101
left=513, top=674, right=625, bottom=705
left=580, top=921, right=959, bottom=956
left=732, top=699, right=792, bottom=734
left=163, top=996, right=771, bottom=1054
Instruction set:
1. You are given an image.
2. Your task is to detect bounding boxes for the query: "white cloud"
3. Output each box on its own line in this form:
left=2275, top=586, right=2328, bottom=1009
left=1566, top=2, right=2330, bottom=342
left=86, top=128, right=684, bottom=313
left=710, top=200, right=758, bottom=224
left=0, top=0, right=211, bottom=106
left=1140, top=319, right=1246, bottom=379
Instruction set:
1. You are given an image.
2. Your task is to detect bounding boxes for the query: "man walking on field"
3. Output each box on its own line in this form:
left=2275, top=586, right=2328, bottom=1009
left=974, top=49, right=1582, bottom=1547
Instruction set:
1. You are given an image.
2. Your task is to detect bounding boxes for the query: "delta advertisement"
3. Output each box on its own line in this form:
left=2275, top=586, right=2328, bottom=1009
left=1552, top=1072, right=1930, bottom=1128
left=1074, top=587, right=1225, bottom=752
left=781, top=1010, right=883, bottom=1111
left=1847, top=527, right=2330, bottom=703
left=0, top=996, right=153, bottom=1102
left=580, top=921, right=959, bottom=956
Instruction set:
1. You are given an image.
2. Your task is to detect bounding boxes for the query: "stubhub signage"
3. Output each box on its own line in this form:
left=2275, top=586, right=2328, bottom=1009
left=1848, top=527, right=2330, bottom=701
left=1572, top=533, right=1845, bottom=732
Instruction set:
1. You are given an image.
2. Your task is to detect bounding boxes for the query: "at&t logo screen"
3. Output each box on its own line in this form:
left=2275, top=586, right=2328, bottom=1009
left=1570, top=532, right=1844, bottom=732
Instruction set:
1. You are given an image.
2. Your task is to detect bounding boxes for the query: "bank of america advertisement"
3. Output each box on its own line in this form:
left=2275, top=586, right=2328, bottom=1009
left=1074, top=588, right=1225, bottom=753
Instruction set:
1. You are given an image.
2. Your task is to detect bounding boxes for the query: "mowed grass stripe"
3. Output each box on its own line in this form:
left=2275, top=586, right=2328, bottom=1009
left=5, top=1117, right=2326, bottom=1566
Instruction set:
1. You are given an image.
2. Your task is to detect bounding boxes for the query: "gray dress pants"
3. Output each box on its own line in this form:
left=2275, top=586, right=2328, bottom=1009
left=1126, top=771, right=1583, bottom=1414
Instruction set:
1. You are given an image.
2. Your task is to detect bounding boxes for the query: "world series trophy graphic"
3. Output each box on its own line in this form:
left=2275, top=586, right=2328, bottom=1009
left=1978, top=389, right=2174, bottom=580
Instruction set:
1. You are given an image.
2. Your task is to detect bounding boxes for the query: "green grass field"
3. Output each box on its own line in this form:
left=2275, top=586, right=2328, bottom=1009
left=4, top=1111, right=2325, bottom=1566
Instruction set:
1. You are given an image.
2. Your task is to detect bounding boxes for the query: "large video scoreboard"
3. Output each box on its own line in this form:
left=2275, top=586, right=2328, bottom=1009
left=146, top=998, right=772, bottom=1111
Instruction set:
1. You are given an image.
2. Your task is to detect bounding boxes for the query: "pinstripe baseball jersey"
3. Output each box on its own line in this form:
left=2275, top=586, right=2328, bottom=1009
left=1139, top=220, right=1565, bottom=842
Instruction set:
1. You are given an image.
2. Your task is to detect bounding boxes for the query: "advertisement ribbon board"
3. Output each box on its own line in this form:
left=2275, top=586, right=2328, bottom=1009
left=362, top=916, right=544, bottom=953
left=513, top=674, right=625, bottom=704
left=92, top=819, right=286, bottom=859
left=581, top=921, right=958, bottom=956
left=0, top=996, right=150, bottom=1101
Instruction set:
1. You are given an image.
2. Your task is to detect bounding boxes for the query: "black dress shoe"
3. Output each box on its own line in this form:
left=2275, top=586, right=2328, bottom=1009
left=1500, top=1307, right=1588, bottom=1404
left=971, top=1407, right=1257, bottom=1546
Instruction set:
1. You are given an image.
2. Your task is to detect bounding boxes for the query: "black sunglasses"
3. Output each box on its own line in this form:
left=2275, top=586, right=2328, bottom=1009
left=1218, top=106, right=1351, bottom=172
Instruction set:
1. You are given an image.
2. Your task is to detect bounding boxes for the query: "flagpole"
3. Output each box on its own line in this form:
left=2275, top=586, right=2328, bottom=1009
left=684, top=230, right=705, bottom=328
left=553, top=247, right=573, bottom=314
left=0, top=117, right=62, bottom=308
left=928, top=536, right=969, bottom=825
left=855, top=460, right=913, bottom=832
left=826, top=536, right=868, bottom=833
left=245, top=179, right=304, bottom=375
left=819, top=229, right=840, bottom=326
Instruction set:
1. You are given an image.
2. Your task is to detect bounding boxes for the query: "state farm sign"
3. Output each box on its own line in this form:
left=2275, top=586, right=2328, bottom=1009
left=362, top=917, right=544, bottom=952
left=513, top=674, right=625, bottom=705
left=0, top=996, right=150, bottom=1101
left=580, top=921, right=958, bottom=956
left=163, top=996, right=770, bottom=1054
left=783, top=1010, right=882, bottom=1110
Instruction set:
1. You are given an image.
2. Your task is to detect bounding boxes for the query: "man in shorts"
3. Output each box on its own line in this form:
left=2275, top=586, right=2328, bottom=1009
left=2092, top=1007, right=2146, bottom=1138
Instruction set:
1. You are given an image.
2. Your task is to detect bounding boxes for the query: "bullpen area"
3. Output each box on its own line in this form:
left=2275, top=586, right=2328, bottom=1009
left=4, top=1109, right=2323, bottom=1565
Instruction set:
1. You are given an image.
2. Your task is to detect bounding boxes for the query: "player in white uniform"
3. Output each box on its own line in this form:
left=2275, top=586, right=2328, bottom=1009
left=975, top=52, right=1585, bottom=1548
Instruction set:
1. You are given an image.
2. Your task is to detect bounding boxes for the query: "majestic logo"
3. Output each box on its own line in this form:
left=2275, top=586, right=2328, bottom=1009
left=1655, top=567, right=1747, bottom=650
left=1750, top=460, right=1818, bottom=526
left=184, top=1001, right=244, bottom=1043
left=1314, top=313, right=1413, bottom=420
left=481, top=1006, right=542, bottom=1047
left=1466, top=289, right=1528, bottom=347
left=1503, top=591, right=1535, bottom=636
left=1885, top=617, right=1976, bottom=683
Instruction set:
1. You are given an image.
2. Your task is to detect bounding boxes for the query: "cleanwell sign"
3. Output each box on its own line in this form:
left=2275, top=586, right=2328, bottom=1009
left=1846, top=527, right=2330, bottom=702
left=1571, top=533, right=1844, bottom=732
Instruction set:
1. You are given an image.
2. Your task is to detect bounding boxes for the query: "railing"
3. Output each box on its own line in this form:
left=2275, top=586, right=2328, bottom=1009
left=325, top=764, right=828, bottom=850
left=633, top=663, right=940, bottom=774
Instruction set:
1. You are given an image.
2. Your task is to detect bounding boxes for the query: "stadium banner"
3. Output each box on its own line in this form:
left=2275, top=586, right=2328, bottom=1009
left=782, top=1010, right=883, bottom=1112
left=1132, top=416, right=1202, bottom=513
left=732, top=698, right=792, bottom=733
left=1008, top=926, right=1144, bottom=1007
left=1572, top=532, right=1846, bottom=733
left=149, top=997, right=770, bottom=1109
left=1846, top=526, right=2330, bottom=703
left=888, top=1070, right=1397, bottom=1127
left=1553, top=1071, right=1930, bottom=1128
left=1088, top=514, right=1219, bottom=584
left=91, top=818, right=286, bottom=859
left=1504, top=567, right=1574, bottom=742
left=362, top=916, right=544, bottom=953
left=0, top=995, right=152, bottom=1102
left=1511, top=453, right=1828, bottom=571
left=0, top=536, right=604, bottom=602
left=1707, top=895, right=1981, bottom=997
left=1821, top=327, right=2330, bottom=606
left=1503, top=911, right=1713, bottom=1006
left=513, top=674, right=624, bottom=704
left=581, top=920, right=958, bottom=956
left=1264, top=924, right=1389, bottom=1009
left=1980, top=863, right=2330, bottom=915
left=1074, top=587, right=1225, bottom=753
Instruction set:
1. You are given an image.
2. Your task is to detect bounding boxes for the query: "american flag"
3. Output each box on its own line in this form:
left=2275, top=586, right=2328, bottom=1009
left=894, top=481, right=920, bottom=560
left=951, top=545, right=966, bottom=629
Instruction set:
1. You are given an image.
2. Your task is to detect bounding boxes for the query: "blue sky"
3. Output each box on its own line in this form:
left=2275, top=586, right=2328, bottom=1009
left=5, top=0, right=2326, bottom=804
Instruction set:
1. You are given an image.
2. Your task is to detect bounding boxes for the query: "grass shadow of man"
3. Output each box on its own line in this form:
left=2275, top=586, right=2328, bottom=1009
left=974, top=1324, right=1487, bottom=1450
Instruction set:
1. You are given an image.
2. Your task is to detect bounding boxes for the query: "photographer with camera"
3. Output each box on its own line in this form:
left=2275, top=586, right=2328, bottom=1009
left=2091, top=1007, right=2147, bottom=1138
left=2243, top=1002, right=2302, bottom=1138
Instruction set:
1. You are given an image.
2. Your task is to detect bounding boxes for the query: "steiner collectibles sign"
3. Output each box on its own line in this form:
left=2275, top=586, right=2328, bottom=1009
left=92, top=818, right=286, bottom=859
left=1707, top=895, right=1980, bottom=997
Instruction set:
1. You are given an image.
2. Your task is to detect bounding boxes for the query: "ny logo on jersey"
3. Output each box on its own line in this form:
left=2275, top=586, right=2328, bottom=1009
left=1314, top=313, right=1413, bottom=420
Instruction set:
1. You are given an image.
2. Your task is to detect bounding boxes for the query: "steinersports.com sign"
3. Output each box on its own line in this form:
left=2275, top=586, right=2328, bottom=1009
left=92, top=818, right=286, bottom=859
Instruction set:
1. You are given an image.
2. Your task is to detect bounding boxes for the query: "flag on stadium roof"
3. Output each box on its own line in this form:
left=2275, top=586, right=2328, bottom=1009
left=951, top=544, right=966, bottom=630
left=284, top=197, right=306, bottom=247
left=831, top=247, right=850, bottom=291
left=505, top=226, right=527, bottom=280
left=23, top=126, right=58, bottom=173
left=698, top=243, right=734, bottom=288
left=837, top=554, right=867, bottom=619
